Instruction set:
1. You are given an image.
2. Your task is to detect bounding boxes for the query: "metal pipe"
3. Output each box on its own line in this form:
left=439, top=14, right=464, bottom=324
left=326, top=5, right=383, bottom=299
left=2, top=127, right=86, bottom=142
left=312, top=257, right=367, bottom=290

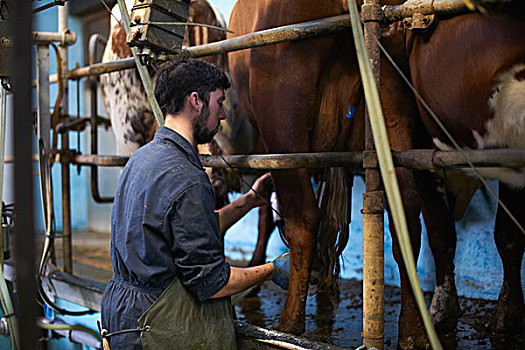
left=12, top=0, right=37, bottom=348
left=87, top=34, right=113, bottom=203
left=36, top=45, right=52, bottom=238
left=200, top=152, right=364, bottom=170
left=38, top=317, right=101, bottom=349
left=382, top=0, right=511, bottom=23
left=32, top=31, right=76, bottom=46
left=394, top=149, right=525, bottom=170
left=88, top=34, right=107, bottom=67
left=89, top=84, right=113, bottom=203
left=360, top=0, right=384, bottom=348
left=68, top=15, right=353, bottom=79
left=65, top=149, right=525, bottom=169
left=59, top=2, right=73, bottom=275
left=33, top=1, right=68, bottom=14
left=234, top=321, right=346, bottom=350
left=66, top=0, right=495, bottom=80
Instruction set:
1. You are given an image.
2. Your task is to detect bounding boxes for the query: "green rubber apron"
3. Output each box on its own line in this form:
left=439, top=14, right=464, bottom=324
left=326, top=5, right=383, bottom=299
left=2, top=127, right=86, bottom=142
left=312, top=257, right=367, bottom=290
left=138, top=276, right=236, bottom=349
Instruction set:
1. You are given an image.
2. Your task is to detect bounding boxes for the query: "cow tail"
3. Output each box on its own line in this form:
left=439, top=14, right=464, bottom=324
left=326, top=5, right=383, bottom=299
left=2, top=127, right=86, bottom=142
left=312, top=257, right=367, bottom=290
left=314, top=167, right=351, bottom=305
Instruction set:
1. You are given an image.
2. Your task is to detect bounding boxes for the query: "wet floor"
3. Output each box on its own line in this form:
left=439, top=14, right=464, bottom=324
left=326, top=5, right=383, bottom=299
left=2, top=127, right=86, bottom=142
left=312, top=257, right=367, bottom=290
left=233, top=278, right=525, bottom=350
left=50, top=231, right=524, bottom=349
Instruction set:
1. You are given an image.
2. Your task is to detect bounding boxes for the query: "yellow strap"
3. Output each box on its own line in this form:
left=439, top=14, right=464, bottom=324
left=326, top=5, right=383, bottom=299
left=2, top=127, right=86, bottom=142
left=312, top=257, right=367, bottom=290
left=101, top=329, right=111, bottom=350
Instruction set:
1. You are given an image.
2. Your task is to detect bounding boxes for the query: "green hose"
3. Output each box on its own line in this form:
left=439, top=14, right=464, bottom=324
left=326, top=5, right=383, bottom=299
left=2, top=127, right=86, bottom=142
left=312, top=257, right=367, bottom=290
left=346, top=1, right=442, bottom=349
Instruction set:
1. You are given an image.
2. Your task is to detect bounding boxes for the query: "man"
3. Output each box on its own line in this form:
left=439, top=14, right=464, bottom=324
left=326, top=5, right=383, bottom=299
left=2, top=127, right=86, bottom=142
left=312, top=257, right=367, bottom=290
left=101, top=59, right=289, bottom=350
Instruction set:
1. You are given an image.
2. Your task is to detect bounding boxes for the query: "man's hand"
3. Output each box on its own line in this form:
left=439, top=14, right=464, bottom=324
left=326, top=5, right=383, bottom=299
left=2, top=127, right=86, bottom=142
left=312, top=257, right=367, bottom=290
left=247, top=172, right=273, bottom=207
left=271, top=252, right=290, bottom=290
left=217, top=173, right=273, bottom=236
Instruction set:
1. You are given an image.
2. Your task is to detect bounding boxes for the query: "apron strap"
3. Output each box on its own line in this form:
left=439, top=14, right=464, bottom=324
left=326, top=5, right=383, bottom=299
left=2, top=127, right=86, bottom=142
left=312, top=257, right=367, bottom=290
left=97, top=320, right=150, bottom=349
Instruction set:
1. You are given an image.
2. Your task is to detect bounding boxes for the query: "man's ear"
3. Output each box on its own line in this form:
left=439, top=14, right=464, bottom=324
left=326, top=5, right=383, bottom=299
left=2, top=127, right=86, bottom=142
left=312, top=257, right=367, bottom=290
left=189, top=91, right=200, bottom=112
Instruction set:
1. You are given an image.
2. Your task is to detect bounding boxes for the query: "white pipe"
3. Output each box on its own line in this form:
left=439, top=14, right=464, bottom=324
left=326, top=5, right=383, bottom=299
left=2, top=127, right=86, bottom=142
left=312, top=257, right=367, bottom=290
left=38, top=318, right=101, bottom=349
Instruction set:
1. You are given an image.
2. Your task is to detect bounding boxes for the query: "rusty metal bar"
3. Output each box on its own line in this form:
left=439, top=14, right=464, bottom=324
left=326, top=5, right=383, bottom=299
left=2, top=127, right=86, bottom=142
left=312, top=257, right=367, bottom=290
left=361, top=0, right=384, bottom=348
left=32, top=31, right=76, bottom=46
left=200, top=152, right=364, bottom=170
left=68, top=15, right=352, bottom=79
left=66, top=149, right=525, bottom=169
left=382, top=0, right=511, bottom=23
left=59, top=3, right=73, bottom=275
left=36, top=44, right=57, bottom=268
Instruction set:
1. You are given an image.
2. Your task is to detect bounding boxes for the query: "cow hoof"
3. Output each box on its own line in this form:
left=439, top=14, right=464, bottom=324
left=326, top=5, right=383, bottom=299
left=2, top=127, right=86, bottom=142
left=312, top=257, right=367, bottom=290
left=397, top=335, right=431, bottom=350
left=276, top=320, right=305, bottom=336
left=430, top=292, right=460, bottom=332
left=430, top=277, right=461, bottom=332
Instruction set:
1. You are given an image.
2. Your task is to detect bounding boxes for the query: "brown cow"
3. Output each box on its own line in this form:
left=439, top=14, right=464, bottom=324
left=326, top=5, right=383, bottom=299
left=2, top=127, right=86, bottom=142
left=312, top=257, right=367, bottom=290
left=400, top=2, right=525, bottom=345
left=228, top=0, right=421, bottom=338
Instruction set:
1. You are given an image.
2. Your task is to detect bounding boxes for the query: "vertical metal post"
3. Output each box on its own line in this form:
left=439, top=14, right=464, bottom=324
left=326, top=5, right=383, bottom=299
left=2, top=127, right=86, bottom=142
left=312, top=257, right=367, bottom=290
left=12, top=0, right=38, bottom=348
left=58, top=3, right=72, bottom=274
left=88, top=33, right=113, bottom=203
left=37, top=44, right=53, bottom=232
left=37, top=46, right=51, bottom=149
left=361, top=0, right=384, bottom=348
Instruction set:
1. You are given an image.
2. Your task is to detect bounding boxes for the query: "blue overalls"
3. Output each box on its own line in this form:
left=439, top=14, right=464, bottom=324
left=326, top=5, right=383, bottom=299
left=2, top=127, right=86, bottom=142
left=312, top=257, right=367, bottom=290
left=101, top=126, right=236, bottom=349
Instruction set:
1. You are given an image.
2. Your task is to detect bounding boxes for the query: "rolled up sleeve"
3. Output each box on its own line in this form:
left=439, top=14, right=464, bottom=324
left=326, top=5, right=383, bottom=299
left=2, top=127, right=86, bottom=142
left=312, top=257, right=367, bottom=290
left=169, top=183, right=230, bottom=302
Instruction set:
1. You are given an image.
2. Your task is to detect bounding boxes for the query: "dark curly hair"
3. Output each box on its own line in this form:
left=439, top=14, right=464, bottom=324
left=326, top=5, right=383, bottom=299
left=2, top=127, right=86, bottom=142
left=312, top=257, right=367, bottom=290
left=154, top=58, right=230, bottom=116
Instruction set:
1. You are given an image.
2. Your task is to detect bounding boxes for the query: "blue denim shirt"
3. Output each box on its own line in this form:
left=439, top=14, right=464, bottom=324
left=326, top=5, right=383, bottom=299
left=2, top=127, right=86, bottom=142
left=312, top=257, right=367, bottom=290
left=101, top=126, right=230, bottom=348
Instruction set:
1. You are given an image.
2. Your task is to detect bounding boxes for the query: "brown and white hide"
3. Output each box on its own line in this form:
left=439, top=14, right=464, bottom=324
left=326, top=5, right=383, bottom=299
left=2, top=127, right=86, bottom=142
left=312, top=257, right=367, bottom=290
left=101, top=0, right=230, bottom=156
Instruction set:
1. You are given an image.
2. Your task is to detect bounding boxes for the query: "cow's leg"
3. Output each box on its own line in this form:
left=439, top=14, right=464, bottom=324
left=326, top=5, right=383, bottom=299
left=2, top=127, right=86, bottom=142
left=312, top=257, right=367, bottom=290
left=388, top=169, right=427, bottom=350
left=248, top=204, right=275, bottom=267
left=415, top=171, right=460, bottom=332
left=247, top=39, right=331, bottom=334
left=379, top=23, right=428, bottom=349
left=489, top=183, right=525, bottom=334
left=272, top=169, right=319, bottom=334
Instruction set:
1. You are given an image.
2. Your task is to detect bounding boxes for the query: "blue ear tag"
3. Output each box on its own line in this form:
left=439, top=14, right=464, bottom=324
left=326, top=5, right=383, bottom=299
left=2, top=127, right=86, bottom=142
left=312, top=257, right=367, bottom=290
left=346, top=105, right=356, bottom=119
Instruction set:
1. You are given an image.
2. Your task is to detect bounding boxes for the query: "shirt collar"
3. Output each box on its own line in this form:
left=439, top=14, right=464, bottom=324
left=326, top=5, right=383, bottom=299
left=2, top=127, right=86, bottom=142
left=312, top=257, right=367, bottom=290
left=154, top=126, right=204, bottom=170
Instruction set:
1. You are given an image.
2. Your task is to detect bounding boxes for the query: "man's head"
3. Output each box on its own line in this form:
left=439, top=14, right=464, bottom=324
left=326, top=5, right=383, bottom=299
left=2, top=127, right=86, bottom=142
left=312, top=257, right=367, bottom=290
left=155, top=58, right=230, bottom=144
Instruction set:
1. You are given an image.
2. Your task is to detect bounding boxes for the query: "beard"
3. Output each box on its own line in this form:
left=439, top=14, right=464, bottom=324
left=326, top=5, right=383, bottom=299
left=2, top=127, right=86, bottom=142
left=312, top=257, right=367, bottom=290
left=192, top=104, right=216, bottom=144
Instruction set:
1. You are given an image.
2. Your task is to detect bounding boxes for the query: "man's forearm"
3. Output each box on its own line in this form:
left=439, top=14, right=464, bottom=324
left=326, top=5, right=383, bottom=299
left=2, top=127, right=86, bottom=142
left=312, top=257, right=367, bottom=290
left=210, top=263, right=274, bottom=299
left=217, top=193, right=256, bottom=236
